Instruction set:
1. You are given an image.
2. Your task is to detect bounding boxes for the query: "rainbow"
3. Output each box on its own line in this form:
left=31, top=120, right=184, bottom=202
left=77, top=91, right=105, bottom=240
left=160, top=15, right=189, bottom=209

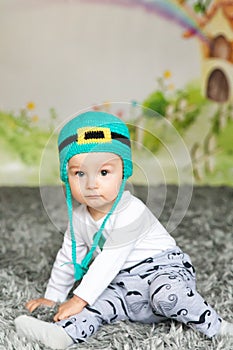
left=80, top=0, right=208, bottom=43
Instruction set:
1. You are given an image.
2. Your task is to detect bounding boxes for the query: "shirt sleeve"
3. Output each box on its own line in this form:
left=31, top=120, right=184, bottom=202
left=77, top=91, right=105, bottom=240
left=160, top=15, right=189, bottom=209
left=44, top=224, right=88, bottom=302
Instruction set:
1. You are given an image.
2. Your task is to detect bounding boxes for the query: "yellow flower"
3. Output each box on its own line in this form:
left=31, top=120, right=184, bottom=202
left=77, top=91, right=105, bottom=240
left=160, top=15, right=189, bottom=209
left=9, top=120, right=16, bottom=129
left=103, top=101, right=111, bottom=108
left=168, top=84, right=175, bottom=90
left=163, top=70, right=172, bottom=79
left=27, top=101, right=36, bottom=110
left=31, top=115, right=39, bottom=123
left=103, top=101, right=111, bottom=111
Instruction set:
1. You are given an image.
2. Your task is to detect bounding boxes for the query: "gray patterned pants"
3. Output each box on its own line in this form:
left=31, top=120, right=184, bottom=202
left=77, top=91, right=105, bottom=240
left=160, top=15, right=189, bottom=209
left=57, top=247, right=222, bottom=343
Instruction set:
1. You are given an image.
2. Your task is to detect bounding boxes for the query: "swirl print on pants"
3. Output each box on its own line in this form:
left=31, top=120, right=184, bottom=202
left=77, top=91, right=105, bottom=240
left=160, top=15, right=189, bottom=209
left=57, top=247, right=222, bottom=343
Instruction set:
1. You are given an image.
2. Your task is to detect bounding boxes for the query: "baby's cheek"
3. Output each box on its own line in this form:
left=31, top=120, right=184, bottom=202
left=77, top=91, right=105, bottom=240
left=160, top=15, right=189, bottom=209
left=113, top=183, right=121, bottom=196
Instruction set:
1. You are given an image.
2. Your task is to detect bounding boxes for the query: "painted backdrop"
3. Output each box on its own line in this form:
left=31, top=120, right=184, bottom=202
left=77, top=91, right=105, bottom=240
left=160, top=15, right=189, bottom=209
left=0, top=0, right=232, bottom=186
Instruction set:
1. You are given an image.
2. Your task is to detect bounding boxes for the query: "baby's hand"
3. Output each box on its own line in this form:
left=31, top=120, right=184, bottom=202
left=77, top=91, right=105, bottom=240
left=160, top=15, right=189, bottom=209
left=26, top=298, right=55, bottom=313
left=53, top=295, right=87, bottom=322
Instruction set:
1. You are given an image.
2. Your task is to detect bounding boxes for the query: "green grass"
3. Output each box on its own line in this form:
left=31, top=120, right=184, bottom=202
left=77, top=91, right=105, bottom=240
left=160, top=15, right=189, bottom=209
left=218, top=119, right=233, bottom=154
left=202, top=153, right=233, bottom=186
left=207, top=119, right=233, bottom=186
left=0, top=111, right=55, bottom=166
left=0, top=100, right=233, bottom=186
left=0, top=109, right=59, bottom=185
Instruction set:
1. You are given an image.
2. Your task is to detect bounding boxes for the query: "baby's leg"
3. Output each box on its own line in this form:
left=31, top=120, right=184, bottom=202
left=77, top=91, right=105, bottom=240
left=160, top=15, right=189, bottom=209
left=149, top=268, right=222, bottom=338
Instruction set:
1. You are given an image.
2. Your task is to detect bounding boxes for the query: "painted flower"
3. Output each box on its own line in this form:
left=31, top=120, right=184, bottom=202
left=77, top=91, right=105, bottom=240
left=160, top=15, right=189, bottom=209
left=27, top=101, right=36, bottom=110
left=31, top=115, right=39, bottom=123
left=9, top=120, right=16, bottom=129
left=163, top=70, right=172, bottom=79
left=92, top=105, right=101, bottom=111
left=103, top=101, right=111, bottom=108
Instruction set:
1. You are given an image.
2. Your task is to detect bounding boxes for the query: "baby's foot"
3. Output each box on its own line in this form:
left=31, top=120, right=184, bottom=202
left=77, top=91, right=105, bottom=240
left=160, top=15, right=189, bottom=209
left=15, top=315, right=74, bottom=349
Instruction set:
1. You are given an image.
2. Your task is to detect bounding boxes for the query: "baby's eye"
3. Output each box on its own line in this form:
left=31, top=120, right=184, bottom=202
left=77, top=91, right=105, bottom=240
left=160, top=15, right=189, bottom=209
left=75, top=171, right=85, bottom=177
left=101, top=170, right=108, bottom=176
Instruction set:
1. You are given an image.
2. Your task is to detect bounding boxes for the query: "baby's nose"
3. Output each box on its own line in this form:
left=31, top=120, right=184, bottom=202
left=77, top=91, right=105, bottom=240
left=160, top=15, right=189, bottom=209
left=86, top=175, right=98, bottom=189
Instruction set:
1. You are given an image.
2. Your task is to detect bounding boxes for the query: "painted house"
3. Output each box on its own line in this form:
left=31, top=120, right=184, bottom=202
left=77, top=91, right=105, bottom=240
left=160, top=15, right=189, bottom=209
left=184, top=0, right=233, bottom=102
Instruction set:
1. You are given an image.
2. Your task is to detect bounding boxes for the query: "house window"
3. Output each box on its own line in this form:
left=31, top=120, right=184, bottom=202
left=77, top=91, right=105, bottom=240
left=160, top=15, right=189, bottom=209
left=209, top=35, right=231, bottom=60
left=206, top=68, right=229, bottom=102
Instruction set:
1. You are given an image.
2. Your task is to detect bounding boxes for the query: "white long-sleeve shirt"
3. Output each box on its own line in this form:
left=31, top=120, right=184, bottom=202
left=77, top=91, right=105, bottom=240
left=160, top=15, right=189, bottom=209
left=45, top=191, right=176, bottom=305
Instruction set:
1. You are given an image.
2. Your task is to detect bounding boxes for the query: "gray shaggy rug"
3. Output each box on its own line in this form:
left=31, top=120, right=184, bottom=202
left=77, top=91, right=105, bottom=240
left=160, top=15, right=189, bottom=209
left=0, top=185, right=233, bottom=350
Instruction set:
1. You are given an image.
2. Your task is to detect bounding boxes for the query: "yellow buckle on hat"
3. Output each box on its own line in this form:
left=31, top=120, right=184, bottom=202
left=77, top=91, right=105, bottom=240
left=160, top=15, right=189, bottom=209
left=77, top=127, right=112, bottom=145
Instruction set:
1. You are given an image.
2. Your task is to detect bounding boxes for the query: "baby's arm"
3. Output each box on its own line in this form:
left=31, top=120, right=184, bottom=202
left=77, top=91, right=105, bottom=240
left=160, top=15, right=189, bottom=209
left=73, top=241, right=135, bottom=306
left=53, top=295, right=87, bottom=321
left=26, top=226, right=88, bottom=313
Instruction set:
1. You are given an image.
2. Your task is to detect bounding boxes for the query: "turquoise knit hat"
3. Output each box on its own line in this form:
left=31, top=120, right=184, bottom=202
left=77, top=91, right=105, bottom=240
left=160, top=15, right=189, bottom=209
left=58, top=111, right=133, bottom=281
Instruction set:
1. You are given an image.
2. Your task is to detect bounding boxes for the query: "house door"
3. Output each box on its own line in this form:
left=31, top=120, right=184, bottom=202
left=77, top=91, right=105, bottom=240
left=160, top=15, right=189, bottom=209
left=206, top=69, right=229, bottom=102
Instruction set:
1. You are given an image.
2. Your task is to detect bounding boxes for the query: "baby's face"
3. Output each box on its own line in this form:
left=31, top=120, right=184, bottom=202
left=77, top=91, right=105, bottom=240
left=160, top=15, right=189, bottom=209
left=68, top=152, right=123, bottom=220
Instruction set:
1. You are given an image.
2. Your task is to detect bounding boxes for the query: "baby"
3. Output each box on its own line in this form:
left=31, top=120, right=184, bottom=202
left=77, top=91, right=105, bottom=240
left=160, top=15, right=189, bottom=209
left=15, top=111, right=233, bottom=349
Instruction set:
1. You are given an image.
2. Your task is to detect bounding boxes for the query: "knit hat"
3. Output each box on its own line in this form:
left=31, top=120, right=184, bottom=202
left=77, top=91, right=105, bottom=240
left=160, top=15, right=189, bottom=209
left=58, top=111, right=133, bottom=281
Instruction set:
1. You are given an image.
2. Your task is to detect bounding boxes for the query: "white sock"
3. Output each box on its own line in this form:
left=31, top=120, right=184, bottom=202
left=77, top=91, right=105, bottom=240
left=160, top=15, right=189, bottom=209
left=217, top=320, right=233, bottom=337
left=15, top=315, right=74, bottom=350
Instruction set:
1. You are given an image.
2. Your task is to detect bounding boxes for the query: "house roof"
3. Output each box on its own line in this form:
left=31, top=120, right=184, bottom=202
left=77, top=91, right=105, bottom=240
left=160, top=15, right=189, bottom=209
left=183, top=0, right=233, bottom=38
left=203, top=0, right=233, bottom=28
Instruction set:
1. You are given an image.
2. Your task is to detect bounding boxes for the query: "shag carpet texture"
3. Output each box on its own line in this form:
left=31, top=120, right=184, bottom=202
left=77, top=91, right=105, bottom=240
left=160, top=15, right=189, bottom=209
left=0, top=185, right=233, bottom=350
